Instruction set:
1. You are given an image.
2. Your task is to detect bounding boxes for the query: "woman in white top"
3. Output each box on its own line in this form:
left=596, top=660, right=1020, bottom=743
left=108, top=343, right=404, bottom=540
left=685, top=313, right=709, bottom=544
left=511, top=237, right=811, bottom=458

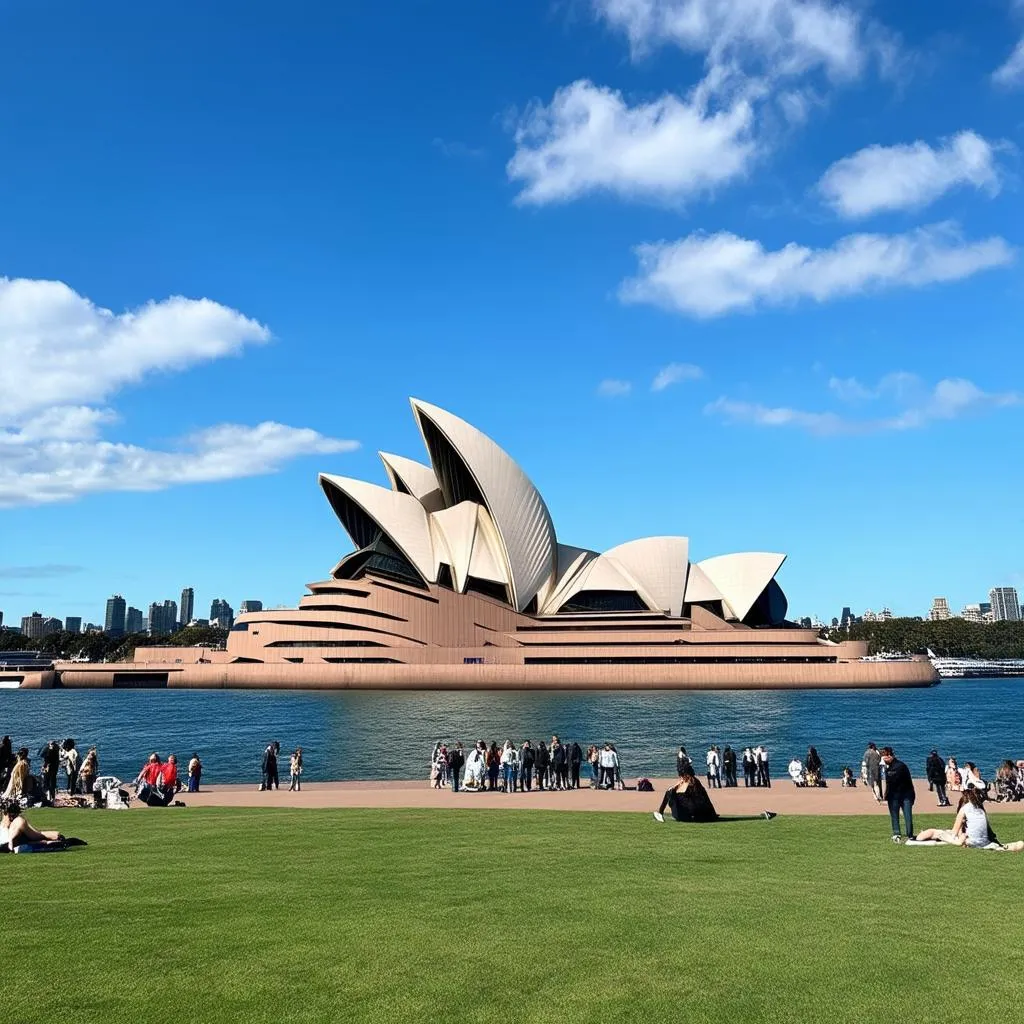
left=916, top=789, right=1024, bottom=851
left=788, top=758, right=805, bottom=785
left=960, top=762, right=986, bottom=793
left=499, top=741, right=518, bottom=793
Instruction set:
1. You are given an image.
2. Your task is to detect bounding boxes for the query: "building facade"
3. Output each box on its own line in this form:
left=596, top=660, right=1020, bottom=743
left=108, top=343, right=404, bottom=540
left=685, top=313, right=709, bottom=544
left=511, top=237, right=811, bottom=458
left=210, top=599, right=234, bottom=629
left=179, top=587, right=195, bottom=629
left=989, top=587, right=1021, bottom=622
left=240, top=600, right=263, bottom=614
left=929, top=597, right=951, bottom=621
left=125, top=607, right=144, bottom=634
left=65, top=616, right=82, bottom=633
left=104, top=595, right=127, bottom=637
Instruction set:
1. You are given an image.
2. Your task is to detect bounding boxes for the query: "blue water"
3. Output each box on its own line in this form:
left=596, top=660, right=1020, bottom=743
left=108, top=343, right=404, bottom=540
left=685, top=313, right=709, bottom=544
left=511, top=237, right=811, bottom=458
left=2, top=679, right=1022, bottom=784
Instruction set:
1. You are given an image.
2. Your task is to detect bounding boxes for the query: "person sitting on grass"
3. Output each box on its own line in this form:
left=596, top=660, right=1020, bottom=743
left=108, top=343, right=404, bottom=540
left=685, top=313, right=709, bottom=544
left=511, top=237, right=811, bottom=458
left=914, top=788, right=1024, bottom=851
left=841, top=767, right=856, bottom=787
left=652, top=766, right=777, bottom=823
left=0, top=798, right=69, bottom=852
left=1, top=748, right=30, bottom=801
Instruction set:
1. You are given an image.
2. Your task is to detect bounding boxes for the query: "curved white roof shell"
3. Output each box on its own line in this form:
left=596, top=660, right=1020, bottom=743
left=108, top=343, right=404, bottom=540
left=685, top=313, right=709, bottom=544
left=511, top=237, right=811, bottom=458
left=379, top=452, right=445, bottom=512
left=411, top=399, right=557, bottom=612
left=552, top=553, right=657, bottom=612
left=540, top=544, right=598, bottom=613
left=319, top=474, right=437, bottom=584
left=429, top=501, right=479, bottom=591
left=696, top=552, right=787, bottom=621
left=468, top=506, right=510, bottom=585
left=604, top=536, right=689, bottom=617
left=683, top=563, right=724, bottom=604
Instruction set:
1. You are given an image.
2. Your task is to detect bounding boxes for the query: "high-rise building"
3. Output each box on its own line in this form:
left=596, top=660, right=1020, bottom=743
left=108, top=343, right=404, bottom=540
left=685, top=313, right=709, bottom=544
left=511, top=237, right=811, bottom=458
left=989, top=587, right=1021, bottom=622
left=929, top=597, right=951, bottom=621
left=65, top=616, right=82, bottom=633
left=0, top=611, right=4, bottom=628
left=125, top=607, right=144, bottom=633
left=104, top=595, right=127, bottom=637
left=179, top=587, right=194, bottom=629
left=210, top=598, right=234, bottom=629
left=148, top=599, right=179, bottom=636
left=42, top=616, right=62, bottom=634
left=21, top=612, right=45, bottom=639
left=240, top=600, right=263, bottom=614
left=839, top=606, right=854, bottom=627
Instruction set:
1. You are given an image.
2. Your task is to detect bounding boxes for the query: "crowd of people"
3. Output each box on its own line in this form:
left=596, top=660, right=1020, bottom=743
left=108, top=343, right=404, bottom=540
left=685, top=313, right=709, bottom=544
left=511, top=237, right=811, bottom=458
left=429, top=737, right=623, bottom=792
left=674, top=744, right=773, bottom=788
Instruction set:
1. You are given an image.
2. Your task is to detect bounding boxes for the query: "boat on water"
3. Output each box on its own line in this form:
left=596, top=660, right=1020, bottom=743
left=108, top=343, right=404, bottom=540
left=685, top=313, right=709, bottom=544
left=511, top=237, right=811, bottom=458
left=927, top=649, right=1024, bottom=679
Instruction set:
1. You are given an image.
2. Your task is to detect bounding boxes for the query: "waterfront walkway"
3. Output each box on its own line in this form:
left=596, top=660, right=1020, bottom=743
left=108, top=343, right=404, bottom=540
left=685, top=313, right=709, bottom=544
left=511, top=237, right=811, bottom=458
left=165, top=778, right=1013, bottom=816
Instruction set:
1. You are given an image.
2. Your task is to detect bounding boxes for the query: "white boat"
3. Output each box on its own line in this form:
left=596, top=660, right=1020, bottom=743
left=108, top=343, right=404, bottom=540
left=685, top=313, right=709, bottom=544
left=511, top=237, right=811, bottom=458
left=927, top=649, right=1024, bottom=679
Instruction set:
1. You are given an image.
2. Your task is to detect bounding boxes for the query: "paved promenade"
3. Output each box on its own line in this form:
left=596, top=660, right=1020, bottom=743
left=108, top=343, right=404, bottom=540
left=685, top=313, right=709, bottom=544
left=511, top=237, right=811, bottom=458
left=163, top=778, right=1017, bottom=816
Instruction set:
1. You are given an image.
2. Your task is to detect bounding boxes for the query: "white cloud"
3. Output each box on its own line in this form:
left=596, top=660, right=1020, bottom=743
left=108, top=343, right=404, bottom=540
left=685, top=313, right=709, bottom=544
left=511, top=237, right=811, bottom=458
left=993, top=36, right=1024, bottom=87
left=818, top=132, right=1003, bottom=218
left=507, top=79, right=755, bottom=205
left=593, top=0, right=869, bottom=81
left=597, top=378, right=633, bottom=396
left=706, top=374, right=1021, bottom=435
left=619, top=223, right=1014, bottom=317
left=651, top=362, right=703, bottom=390
left=0, top=277, right=359, bottom=507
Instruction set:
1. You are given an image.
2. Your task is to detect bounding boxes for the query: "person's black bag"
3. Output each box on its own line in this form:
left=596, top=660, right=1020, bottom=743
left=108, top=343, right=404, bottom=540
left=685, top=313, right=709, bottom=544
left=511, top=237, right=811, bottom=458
left=637, top=778, right=654, bottom=792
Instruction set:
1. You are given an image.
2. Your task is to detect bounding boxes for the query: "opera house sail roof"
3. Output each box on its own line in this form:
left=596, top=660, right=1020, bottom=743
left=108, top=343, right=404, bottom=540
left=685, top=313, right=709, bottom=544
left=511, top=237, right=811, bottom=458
left=35, top=398, right=938, bottom=690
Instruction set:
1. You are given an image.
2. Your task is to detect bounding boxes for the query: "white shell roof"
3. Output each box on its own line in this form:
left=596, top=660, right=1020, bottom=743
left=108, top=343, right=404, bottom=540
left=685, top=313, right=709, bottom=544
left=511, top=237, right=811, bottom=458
left=696, top=552, right=787, bottom=621
left=552, top=553, right=657, bottom=612
left=604, top=536, right=689, bottom=617
left=468, top=506, right=510, bottom=585
left=379, top=452, right=445, bottom=512
left=411, top=399, right=556, bottom=612
left=540, top=544, right=598, bottom=613
left=429, top=502, right=479, bottom=592
left=683, top=563, right=724, bottom=604
left=319, top=473, right=437, bottom=584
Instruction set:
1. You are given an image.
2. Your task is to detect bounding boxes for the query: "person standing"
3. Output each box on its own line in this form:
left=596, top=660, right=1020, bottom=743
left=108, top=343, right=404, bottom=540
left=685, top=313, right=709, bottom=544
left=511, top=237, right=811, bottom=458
left=742, top=747, right=755, bottom=787
left=534, top=741, right=549, bottom=791
left=188, top=752, right=203, bottom=793
left=448, top=742, right=465, bottom=793
left=705, top=745, right=719, bottom=788
left=723, top=746, right=737, bottom=787
left=520, top=741, right=535, bottom=792
left=863, top=742, right=882, bottom=802
left=41, top=740, right=60, bottom=805
left=486, top=742, right=501, bottom=791
left=261, top=741, right=280, bottom=791
left=64, top=740, right=80, bottom=796
left=289, top=748, right=303, bottom=792
left=0, top=736, right=13, bottom=793
left=598, top=744, right=617, bottom=789
left=758, top=745, right=771, bottom=788
left=880, top=746, right=915, bottom=842
left=926, top=749, right=948, bottom=806
left=79, top=748, right=97, bottom=799
left=551, top=737, right=567, bottom=791
left=569, top=742, right=583, bottom=789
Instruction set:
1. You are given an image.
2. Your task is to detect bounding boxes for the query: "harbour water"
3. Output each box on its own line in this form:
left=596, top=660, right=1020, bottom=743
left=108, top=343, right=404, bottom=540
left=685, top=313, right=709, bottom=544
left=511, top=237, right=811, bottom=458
left=2, top=678, right=1021, bottom=785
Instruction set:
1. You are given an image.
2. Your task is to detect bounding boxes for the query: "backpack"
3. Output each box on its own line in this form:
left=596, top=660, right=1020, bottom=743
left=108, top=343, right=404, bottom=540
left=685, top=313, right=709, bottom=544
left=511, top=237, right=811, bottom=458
left=636, top=778, right=654, bottom=792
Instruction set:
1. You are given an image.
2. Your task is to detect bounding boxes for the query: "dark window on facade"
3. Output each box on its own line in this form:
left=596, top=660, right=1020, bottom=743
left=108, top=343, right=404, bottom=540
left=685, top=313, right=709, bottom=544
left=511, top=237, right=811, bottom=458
left=112, top=672, right=169, bottom=688
left=559, top=590, right=649, bottom=614
left=436, top=563, right=455, bottom=590
left=265, top=640, right=387, bottom=648
left=322, top=657, right=402, bottom=664
left=336, top=536, right=427, bottom=589
left=465, top=576, right=509, bottom=604
left=230, top=621, right=249, bottom=632
left=524, top=656, right=837, bottom=665
left=300, top=604, right=406, bottom=622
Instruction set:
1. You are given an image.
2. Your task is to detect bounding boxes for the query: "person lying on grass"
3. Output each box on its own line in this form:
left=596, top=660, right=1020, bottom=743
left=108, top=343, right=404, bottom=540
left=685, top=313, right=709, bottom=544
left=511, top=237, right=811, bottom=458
left=0, top=797, right=67, bottom=851
left=914, top=788, right=1024, bottom=852
left=652, top=766, right=776, bottom=823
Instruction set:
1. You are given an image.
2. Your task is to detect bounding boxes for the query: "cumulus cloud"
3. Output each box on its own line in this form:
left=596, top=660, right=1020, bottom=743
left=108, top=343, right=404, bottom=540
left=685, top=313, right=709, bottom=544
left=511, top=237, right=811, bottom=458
left=597, top=378, right=633, bottom=397
left=507, top=79, right=755, bottom=205
left=593, top=0, right=870, bottom=81
left=706, top=374, right=1021, bottom=435
left=651, top=363, right=703, bottom=390
left=619, top=223, right=1015, bottom=317
left=0, top=277, right=359, bottom=507
left=993, top=37, right=1024, bottom=87
left=818, top=132, right=1003, bottom=218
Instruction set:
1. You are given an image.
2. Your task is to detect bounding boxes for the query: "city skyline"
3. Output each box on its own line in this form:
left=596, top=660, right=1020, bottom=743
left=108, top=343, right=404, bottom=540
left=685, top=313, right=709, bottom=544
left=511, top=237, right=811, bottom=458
left=1, top=3, right=1022, bottom=620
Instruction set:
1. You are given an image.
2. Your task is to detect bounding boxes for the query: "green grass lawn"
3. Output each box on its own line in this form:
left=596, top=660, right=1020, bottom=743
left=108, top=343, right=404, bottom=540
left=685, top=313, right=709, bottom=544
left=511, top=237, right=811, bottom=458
left=10, top=807, right=1024, bottom=1023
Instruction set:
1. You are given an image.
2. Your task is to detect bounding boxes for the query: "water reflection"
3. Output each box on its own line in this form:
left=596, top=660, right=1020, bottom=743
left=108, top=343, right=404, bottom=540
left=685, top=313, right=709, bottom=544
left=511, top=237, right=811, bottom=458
left=1, top=679, right=1020, bottom=784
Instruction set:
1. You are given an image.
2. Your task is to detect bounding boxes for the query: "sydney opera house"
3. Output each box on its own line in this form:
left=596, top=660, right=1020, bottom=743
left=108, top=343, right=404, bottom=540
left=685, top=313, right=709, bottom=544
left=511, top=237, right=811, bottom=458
left=47, top=399, right=935, bottom=690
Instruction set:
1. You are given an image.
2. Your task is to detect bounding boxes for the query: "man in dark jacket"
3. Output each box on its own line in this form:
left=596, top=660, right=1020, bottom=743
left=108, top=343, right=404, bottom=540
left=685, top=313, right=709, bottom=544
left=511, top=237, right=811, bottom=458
left=520, top=741, right=536, bottom=792
left=448, top=742, right=465, bottom=793
left=569, top=742, right=583, bottom=789
left=925, top=749, right=949, bottom=806
left=535, top=741, right=549, bottom=790
left=41, top=741, right=60, bottom=805
left=551, top=738, right=567, bottom=791
left=881, top=746, right=915, bottom=841
left=261, top=741, right=279, bottom=791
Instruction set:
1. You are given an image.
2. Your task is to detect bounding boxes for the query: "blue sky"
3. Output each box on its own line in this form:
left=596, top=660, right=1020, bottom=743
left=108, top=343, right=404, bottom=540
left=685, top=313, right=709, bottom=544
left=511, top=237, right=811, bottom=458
left=1, top=0, right=1022, bottom=626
